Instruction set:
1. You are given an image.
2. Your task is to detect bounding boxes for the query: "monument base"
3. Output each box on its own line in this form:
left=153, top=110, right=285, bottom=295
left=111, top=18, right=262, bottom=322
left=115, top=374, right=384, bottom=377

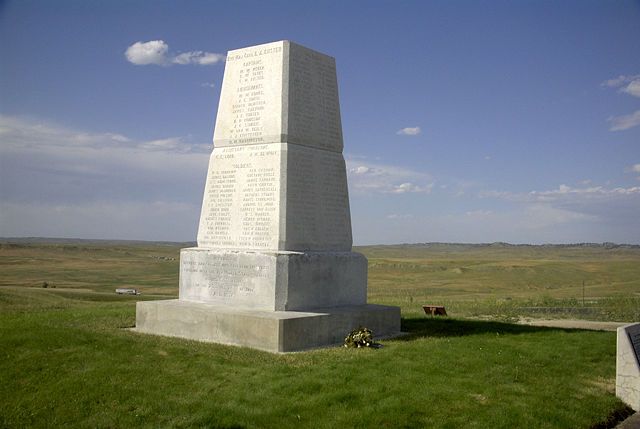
left=134, top=299, right=401, bottom=353
left=616, top=323, right=640, bottom=411
left=178, top=248, right=368, bottom=311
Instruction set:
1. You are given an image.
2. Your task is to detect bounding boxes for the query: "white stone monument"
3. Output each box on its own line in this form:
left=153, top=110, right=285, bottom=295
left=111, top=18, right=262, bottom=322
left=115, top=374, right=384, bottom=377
left=135, top=41, right=401, bottom=352
left=616, top=322, right=640, bottom=411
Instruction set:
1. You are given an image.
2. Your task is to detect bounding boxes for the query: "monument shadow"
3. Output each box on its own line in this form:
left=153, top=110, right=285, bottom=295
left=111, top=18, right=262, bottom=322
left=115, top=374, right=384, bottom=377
left=396, top=317, right=596, bottom=341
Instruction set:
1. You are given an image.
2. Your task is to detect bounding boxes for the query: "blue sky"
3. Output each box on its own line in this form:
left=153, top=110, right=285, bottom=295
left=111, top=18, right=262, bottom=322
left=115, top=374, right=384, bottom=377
left=1, top=1, right=639, bottom=244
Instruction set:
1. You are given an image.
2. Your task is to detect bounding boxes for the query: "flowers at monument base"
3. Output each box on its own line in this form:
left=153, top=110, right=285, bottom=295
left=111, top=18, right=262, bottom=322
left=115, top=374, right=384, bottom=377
left=344, top=326, right=381, bottom=348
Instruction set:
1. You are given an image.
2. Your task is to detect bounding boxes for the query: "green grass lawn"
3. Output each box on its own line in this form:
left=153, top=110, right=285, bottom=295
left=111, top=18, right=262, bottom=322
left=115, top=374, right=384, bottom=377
left=1, top=241, right=638, bottom=427
left=0, top=288, right=633, bottom=428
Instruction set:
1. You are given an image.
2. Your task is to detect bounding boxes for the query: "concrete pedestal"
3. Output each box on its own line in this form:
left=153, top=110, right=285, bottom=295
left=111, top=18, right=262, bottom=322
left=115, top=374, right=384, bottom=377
left=617, top=323, right=640, bottom=411
left=178, top=248, right=368, bottom=311
left=135, top=300, right=400, bottom=353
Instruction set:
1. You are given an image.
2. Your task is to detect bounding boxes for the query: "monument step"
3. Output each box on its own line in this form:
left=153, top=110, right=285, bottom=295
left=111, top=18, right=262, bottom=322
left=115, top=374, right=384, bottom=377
left=135, top=299, right=401, bottom=353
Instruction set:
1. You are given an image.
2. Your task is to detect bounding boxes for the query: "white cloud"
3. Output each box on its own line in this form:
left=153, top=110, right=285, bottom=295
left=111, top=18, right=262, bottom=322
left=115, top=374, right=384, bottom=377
left=601, top=75, right=629, bottom=88
left=139, top=137, right=183, bottom=151
left=352, top=179, right=640, bottom=245
left=125, top=40, right=169, bottom=65
left=601, top=74, right=640, bottom=130
left=386, top=214, right=414, bottom=220
left=625, top=163, right=640, bottom=173
left=480, top=184, right=640, bottom=203
left=125, top=40, right=224, bottom=67
left=392, top=182, right=433, bottom=194
left=172, top=51, right=198, bottom=65
left=0, top=115, right=212, bottom=240
left=0, top=115, right=209, bottom=154
left=0, top=114, right=209, bottom=202
left=197, top=52, right=226, bottom=65
left=478, top=183, right=640, bottom=233
left=353, top=204, right=614, bottom=246
left=392, top=182, right=434, bottom=194
left=465, top=210, right=492, bottom=217
left=608, top=110, right=640, bottom=131
left=346, top=157, right=434, bottom=195
left=201, top=82, right=216, bottom=88
left=173, top=51, right=225, bottom=65
left=601, top=74, right=640, bottom=89
left=603, top=72, right=640, bottom=98
left=396, top=127, right=421, bottom=136
left=107, top=133, right=131, bottom=143
left=622, top=79, right=640, bottom=98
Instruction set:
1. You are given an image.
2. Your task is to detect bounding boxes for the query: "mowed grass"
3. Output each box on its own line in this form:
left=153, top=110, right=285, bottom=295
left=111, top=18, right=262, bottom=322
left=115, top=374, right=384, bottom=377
left=1, top=241, right=638, bottom=427
left=0, top=288, right=632, bottom=428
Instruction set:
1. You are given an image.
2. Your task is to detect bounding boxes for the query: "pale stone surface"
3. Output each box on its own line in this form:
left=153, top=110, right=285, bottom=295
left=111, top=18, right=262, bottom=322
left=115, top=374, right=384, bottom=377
left=179, top=247, right=367, bottom=311
left=135, top=300, right=400, bottom=353
left=213, top=40, right=342, bottom=152
left=197, top=143, right=352, bottom=251
left=135, top=40, right=401, bottom=351
left=198, top=41, right=351, bottom=251
left=617, top=323, right=640, bottom=411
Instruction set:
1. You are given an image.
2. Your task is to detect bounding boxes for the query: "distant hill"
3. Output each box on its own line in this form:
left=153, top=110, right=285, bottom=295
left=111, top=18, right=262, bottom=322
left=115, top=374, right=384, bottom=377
left=2, top=237, right=637, bottom=252
left=357, top=242, right=640, bottom=250
left=0, top=237, right=196, bottom=248
left=354, top=242, right=640, bottom=259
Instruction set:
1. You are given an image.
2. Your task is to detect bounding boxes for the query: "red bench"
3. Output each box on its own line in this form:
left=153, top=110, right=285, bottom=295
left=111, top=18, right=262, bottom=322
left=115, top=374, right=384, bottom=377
left=423, top=305, right=447, bottom=316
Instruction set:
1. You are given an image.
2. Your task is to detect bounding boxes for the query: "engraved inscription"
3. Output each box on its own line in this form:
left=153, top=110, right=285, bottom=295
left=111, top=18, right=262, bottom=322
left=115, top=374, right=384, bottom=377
left=182, top=257, right=270, bottom=298
left=213, top=42, right=284, bottom=147
left=198, top=42, right=351, bottom=251
left=226, top=45, right=283, bottom=62
left=230, top=58, right=266, bottom=144
left=213, top=41, right=343, bottom=150
left=198, top=145, right=280, bottom=249
left=179, top=252, right=276, bottom=307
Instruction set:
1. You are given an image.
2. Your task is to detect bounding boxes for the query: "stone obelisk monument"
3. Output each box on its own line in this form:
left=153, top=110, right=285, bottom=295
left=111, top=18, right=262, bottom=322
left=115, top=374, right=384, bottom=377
left=135, top=41, right=400, bottom=352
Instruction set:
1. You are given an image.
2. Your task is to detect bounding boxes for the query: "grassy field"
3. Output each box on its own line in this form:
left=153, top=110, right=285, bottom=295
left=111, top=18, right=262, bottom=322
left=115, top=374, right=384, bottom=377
left=1, top=240, right=639, bottom=427
left=2, top=241, right=638, bottom=321
left=358, top=243, right=640, bottom=322
left=0, top=242, right=180, bottom=295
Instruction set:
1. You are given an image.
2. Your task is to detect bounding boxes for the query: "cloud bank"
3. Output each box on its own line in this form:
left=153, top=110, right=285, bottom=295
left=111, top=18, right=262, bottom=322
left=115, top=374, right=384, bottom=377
left=355, top=182, right=640, bottom=245
left=0, top=115, right=210, bottom=241
left=125, top=40, right=225, bottom=66
left=478, top=183, right=640, bottom=239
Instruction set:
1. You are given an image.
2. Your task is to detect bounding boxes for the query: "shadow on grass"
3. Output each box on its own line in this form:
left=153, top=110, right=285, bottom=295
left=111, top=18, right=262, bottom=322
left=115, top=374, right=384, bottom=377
left=588, top=402, right=635, bottom=429
left=398, top=316, right=587, bottom=341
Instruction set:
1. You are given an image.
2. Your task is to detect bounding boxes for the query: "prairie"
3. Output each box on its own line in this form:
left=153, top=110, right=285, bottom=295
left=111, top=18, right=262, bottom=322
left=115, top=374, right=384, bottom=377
left=1, top=240, right=638, bottom=428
